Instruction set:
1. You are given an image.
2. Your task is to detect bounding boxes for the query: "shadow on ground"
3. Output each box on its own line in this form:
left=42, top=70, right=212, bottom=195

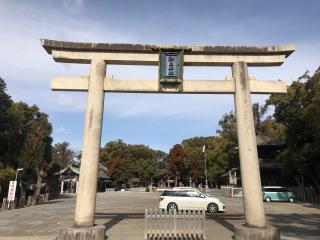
left=58, top=194, right=76, bottom=199
left=206, top=213, right=243, bottom=232
left=267, top=213, right=320, bottom=239
left=95, top=211, right=320, bottom=240
left=95, top=212, right=144, bottom=230
left=300, top=203, right=320, bottom=210
left=207, top=212, right=320, bottom=239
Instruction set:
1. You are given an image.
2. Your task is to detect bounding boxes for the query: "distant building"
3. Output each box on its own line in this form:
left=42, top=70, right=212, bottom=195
left=153, top=169, right=175, bottom=188
left=128, top=178, right=141, bottom=188
left=220, top=135, right=285, bottom=187
left=56, top=162, right=112, bottom=193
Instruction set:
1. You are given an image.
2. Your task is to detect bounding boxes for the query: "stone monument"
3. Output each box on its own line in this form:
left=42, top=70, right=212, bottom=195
left=41, top=39, right=295, bottom=240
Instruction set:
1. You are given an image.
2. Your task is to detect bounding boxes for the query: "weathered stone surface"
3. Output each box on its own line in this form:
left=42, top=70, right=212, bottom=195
left=233, top=62, right=266, bottom=227
left=41, top=39, right=295, bottom=57
left=57, top=225, right=106, bottom=240
left=51, top=76, right=287, bottom=94
left=74, top=59, right=106, bottom=227
left=234, top=225, right=280, bottom=240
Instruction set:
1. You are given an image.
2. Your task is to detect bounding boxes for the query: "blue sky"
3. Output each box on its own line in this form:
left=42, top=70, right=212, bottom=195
left=1, top=0, right=320, bottom=153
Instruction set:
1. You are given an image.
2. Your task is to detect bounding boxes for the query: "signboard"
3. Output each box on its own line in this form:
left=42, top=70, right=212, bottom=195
left=7, top=181, right=17, bottom=201
left=159, top=49, right=183, bottom=91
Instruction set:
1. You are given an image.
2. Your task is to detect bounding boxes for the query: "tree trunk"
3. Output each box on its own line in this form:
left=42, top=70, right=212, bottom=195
left=19, top=182, right=25, bottom=207
left=34, top=172, right=42, bottom=202
left=309, top=175, right=320, bottom=194
left=294, top=176, right=302, bottom=188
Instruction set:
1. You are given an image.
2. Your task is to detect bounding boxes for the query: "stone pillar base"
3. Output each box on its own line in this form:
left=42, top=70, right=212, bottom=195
left=234, top=225, right=280, bottom=240
left=57, top=225, right=106, bottom=240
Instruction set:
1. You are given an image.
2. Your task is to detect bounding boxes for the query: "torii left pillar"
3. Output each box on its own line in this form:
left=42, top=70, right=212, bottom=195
left=57, top=58, right=107, bottom=239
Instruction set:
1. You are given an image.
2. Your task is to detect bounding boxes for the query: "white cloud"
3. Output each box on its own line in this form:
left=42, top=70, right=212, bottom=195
left=105, top=93, right=234, bottom=121
left=1, top=0, right=320, bottom=150
left=56, top=93, right=86, bottom=112
left=56, top=126, right=69, bottom=134
left=62, top=0, right=85, bottom=13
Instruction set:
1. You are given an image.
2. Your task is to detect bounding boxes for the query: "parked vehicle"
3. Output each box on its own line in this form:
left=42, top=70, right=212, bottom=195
left=172, top=187, right=199, bottom=191
left=172, top=187, right=213, bottom=197
left=159, top=190, right=225, bottom=213
left=262, top=186, right=294, bottom=202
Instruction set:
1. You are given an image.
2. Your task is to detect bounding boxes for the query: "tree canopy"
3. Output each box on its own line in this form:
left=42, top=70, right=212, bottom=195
left=2, top=66, right=320, bottom=194
left=100, top=140, right=167, bottom=186
left=0, top=77, right=65, bottom=198
left=266, top=68, right=320, bottom=191
left=52, top=142, right=77, bottom=169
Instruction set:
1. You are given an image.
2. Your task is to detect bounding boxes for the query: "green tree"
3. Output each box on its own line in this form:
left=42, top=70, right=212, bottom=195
left=182, top=137, right=209, bottom=185
left=266, top=68, right=320, bottom=192
left=52, top=141, right=75, bottom=168
left=0, top=167, right=15, bottom=198
left=182, top=136, right=231, bottom=187
left=0, top=77, right=54, bottom=198
left=18, top=104, right=53, bottom=197
left=216, top=111, right=239, bottom=169
left=100, top=140, right=163, bottom=186
left=206, top=137, right=229, bottom=187
left=217, top=105, right=286, bottom=171
left=155, top=150, right=168, bottom=170
left=101, top=140, right=131, bottom=185
left=0, top=77, right=14, bottom=166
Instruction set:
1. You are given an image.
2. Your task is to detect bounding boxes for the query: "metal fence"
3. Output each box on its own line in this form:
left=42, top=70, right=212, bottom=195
left=145, top=208, right=206, bottom=240
left=219, top=186, right=320, bottom=204
left=220, top=186, right=243, bottom=198
left=105, top=187, right=147, bottom=192
left=289, top=187, right=320, bottom=204
left=129, top=187, right=147, bottom=192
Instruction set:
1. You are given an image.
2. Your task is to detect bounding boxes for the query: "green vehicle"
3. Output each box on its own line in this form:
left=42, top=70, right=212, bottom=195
left=262, top=186, right=294, bottom=202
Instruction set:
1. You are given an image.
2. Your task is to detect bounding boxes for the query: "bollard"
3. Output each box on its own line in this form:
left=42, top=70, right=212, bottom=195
left=45, top=193, right=49, bottom=203
left=2, top=198, right=7, bottom=210
left=19, top=197, right=25, bottom=208
left=27, top=196, right=31, bottom=207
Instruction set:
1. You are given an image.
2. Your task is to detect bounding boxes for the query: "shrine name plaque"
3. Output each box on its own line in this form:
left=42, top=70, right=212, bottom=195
left=159, top=49, right=183, bottom=92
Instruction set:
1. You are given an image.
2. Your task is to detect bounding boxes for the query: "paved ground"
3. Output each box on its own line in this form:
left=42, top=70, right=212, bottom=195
left=0, top=191, right=319, bottom=240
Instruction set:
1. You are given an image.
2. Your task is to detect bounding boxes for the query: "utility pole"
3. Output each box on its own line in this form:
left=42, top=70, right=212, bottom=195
left=15, top=168, right=23, bottom=182
left=203, top=145, right=208, bottom=192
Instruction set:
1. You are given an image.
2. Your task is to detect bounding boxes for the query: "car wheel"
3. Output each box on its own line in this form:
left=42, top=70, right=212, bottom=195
left=207, top=203, right=219, bottom=213
left=265, top=197, right=271, bottom=202
left=167, top=202, right=178, bottom=211
left=289, top=197, right=294, bottom=203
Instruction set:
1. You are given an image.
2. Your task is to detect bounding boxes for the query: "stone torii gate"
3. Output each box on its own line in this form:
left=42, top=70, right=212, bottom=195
left=41, top=39, right=295, bottom=240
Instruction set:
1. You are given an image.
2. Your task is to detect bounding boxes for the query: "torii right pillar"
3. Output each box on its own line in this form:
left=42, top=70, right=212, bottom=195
left=233, top=61, right=280, bottom=240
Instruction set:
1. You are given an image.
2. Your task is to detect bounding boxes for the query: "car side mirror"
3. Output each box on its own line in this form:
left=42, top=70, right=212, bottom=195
left=200, top=194, right=206, bottom=198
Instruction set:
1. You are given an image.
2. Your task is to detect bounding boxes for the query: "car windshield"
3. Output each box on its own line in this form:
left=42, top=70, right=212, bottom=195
left=187, top=191, right=202, bottom=198
left=263, top=187, right=288, bottom=192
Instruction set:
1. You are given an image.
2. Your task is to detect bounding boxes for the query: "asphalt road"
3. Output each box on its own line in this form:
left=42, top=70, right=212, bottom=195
left=0, top=191, right=319, bottom=240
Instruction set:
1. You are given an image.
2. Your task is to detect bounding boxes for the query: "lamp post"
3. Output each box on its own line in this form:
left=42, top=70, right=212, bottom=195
left=203, top=145, right=208, bottom=192
left=204, top=151, right=208, bottom=192
left=15, top=168, right=23, bottom=182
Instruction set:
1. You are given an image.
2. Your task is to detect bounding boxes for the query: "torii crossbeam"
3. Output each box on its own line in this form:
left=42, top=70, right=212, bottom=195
left=41, top=39, right=295, bottom=240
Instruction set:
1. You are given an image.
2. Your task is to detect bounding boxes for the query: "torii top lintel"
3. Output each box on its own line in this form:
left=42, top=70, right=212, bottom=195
left=41, top=39, right=296, bottom=66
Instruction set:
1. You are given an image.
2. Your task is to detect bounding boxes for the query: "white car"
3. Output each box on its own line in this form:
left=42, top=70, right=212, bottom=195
left=159, top=190, right=225, bottom=213
left=172, top=187, right=199, bottom=191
